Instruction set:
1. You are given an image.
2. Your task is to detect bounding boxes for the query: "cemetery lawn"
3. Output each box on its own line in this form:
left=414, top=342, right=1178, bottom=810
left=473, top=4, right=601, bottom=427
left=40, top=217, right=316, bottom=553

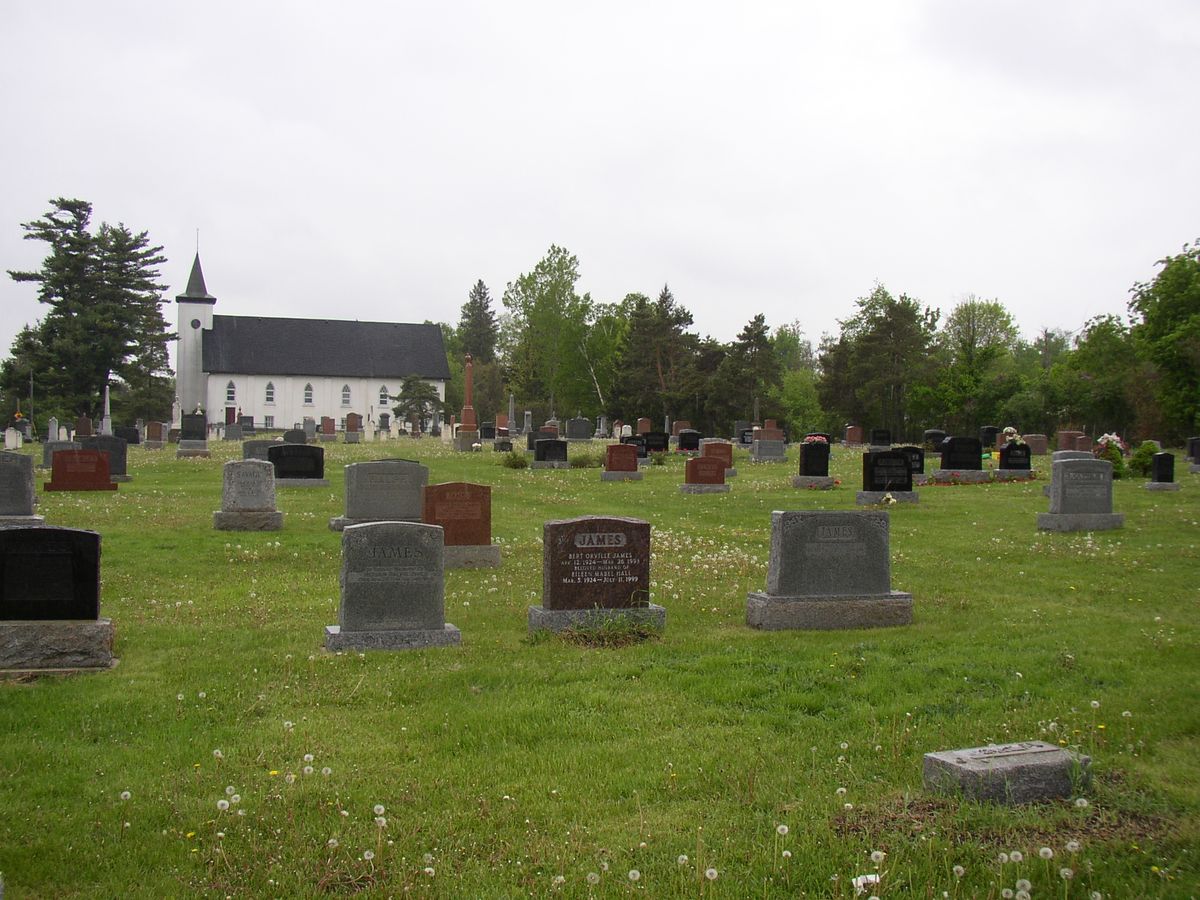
left=1, top=441, right=1197, bottom=899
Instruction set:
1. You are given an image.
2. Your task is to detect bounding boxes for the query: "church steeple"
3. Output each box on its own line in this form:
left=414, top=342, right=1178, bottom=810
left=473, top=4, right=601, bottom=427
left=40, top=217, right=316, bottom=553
left=176, top=253, right=216, bottom=304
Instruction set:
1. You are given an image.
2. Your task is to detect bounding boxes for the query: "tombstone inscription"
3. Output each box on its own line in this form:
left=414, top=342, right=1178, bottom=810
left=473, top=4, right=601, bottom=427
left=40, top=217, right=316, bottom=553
left=924, top=741, right=1090, bottom=805
left=268, top=444, right=329, bottom=487
left=330, top=459, right=427, bottom=530
left=44, top=450, right=118, bottom=492
left=857, top=451, right=917, bottom=505
left=213, top=460, right=283, bottom=531
left=422, top=481, right=500, bottom=567
left=680, top=456, right=729, bottom=493
left=1037, top=458, right=1124, bottom=531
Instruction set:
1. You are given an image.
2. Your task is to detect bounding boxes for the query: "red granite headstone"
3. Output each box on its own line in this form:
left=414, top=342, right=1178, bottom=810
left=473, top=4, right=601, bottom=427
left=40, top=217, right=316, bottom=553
left=44, top=450, right=117, bottom=492
left=1056, top=430, right=1084, bottom=450
left=1073, top=435, right=1094, bottom=452
left=845, top=425, right=864, bottom=444
left=345, top=413, right=363, bottom=433
left=671, top=420, right=692, bottom=437
left=605, top=443, right=639, bottom=472
left=1024, top=434, right=1048, bottom=455
left=421, top=482, right=491, bottom=546
left=321, top=417, right=336, bottom=435
left=755, top=424, right=785, bottom=442
left=543, top=516, right=650, bottom=610
left=636, top=417, right=651, bottom=435
left=700, top=441, right=733, bottom=469
left=685, top=456, right=726, bottom=485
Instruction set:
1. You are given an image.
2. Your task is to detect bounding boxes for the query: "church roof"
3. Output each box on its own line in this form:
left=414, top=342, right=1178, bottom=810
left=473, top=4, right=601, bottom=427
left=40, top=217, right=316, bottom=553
left=202, top=316, right=451, bottom=379
left=176, top=253, right=216, bottom=303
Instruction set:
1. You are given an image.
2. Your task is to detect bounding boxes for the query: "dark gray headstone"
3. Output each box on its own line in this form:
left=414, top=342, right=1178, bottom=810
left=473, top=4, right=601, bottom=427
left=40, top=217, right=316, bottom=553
left=79, top=435, right=129, bottom=480
left=114, top=425, right=140, bottom=445
left=799, top=441, right=830, bottom=477
left=979, top=425, right=1001, bottom=448
left=224, top=423, right=243, bottom=441
left=940, top=437, right=983, bottom=470
left=923, top=429, right=947, bottom=449
left=480, top=422, right=496, bottom=440
left=1151, top=452, right=1175, bottom=483
left=0, top=526, right=100, bottom=620
left=242, top=439, right=276, bottom=461
left=643, top=432, right=670, bottom=453
left=565, top=417, right=591, bottom=440
left=534, top=439, right=568, bottom=462
left=181, top=414, right=206, bottom=442
left=42, top=440, right=81, bottom=469
left=267, top=444, right=325, bottom=480
left=677, top=429, right=701, bottom=452
left=863, top=451, right=912, bottom=492
left=869, top=428, right=891, bottom=446
left=897, top=445, right=925, bottom=475
left=998, top=443, right=1031, bottom=471
left=0, top=452, right=38, bottom=518
left=283, top=429, right=307, bottom=444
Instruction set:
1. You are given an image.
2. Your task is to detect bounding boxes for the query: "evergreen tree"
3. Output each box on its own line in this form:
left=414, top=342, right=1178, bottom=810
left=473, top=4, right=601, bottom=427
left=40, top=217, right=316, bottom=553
left=457, top=279, right=498, bottom=362
left=390, top=374, right=444, bottom=432
left=708, top=314, right=783, bottom=429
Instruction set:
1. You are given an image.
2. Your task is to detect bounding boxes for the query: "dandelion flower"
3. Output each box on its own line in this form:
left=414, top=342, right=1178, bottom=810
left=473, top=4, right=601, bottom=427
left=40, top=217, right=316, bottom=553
left=1090, top=892, right=1103, bottom=900
left=839, top=741, right=849, bottom=750
left=1002, top=891, right=1014, bottom=899
left=677, top=855, right=689, bottom=865
left=870, top=850, right=886, bottom=864
left=374, top=804, right=385, bottom=815
left=198, top=691, right=206, bottom=699
left=1075, top=797, right=1090, bottom=808
left=285, top=773, right=296, bottom=784
left=120, top=790, right=131, bottom=801
left=212, top=749, right=224, bottom=760
left=836, top=787, right=847, bottom=796
left=953, top=865, right=965, bottom=877
left=1090, top=700, right=1100, bottom=709
left=1017, top=892, right=1031, bottom=900
left=375, top=816, right=386, bottom=827
left=303, top=765, right=314, bottom=776
left=216, top=799, right=229, bottom=811
left=1060, top=867, right=1074, bottom=880
left=283, top=720, right=294, bottom=731
left=552, top=875, right=565, bottom=885
left=587, top=872, right=600, bottom=884
left=363, top=850, right=374, bottom=861
left=231, top=795, right=240, bottom=804
left=1121, top=711, right=1132, bottom=718
left=303, top=753, right=314, bottom=763
left=225, top=786, right=235, bottom=796
left=1017, top=878, right=1032, bottom=891
left=1010, top=851, right=1024, bottom=863
left=705, top=867, right=718, bottom=881
left=322, top=767, right=332, bottom=777
left=1066, top=840, right=1081, bottom=853
left=327, top=838, right=339, bottom=848
left=627, top=869, right=640, bottom=882
left=176, top=693, right=184, bottom=701
left=776, top=824, right=789, bottom=836
left=782, top=850, right=792, bottom=859
left=998, top=853, right=1009, bottom=864
left=1039, top=847, right=1054, bottom=860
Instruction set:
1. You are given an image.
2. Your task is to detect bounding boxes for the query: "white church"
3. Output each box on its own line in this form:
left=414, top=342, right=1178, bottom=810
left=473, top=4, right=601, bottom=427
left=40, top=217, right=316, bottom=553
left=174, top=254, right=450, bottom=431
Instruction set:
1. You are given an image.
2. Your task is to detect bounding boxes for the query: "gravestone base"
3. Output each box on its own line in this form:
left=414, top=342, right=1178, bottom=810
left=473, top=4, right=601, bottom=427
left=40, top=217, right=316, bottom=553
left=0, top=514, right=45, bottom=528
left=444, top=544, right=502, bottom=569
left=993, top=469, right=1035, bottom=481
left=143, top=440, right=165, bottom=450
left=329, top=514, right=420, bottom=531
left=528, top=604, right=666, bottom=634
left=175, top=440, right=210, bottom=459
left=1144, top=481, right=1180, bottom=491
left=454, top=432, right=480, bottom=452
left=931, top=469, right=990, bottom=484
left=855, top=490, right=919, bottom=505
left=679, top=483, right=730, bottom=494
left=345, top=433, right=361, bottom=444
left=276, top=478, right=330, bottom=488
left=600, top=470, right=643, bottom=482
left=213, top=510, right=284, bottom=531
left=531, top=460, right=571, bottom=470
left=110, top=474, right=134, bottom=483
left=792, top=475, right=835, bottom=490
left=923, top=742, right=1090, bottom=805
left=45, top=480, right=117, bottom=493
left=868, top=444, right=892, bottom=454
left=1037, top=512, right=1125, bottom=532
left=746, top=592, right=912, bottom=630
left=319, top=434, right=337, bottom=442
left=0, top=619, right=115, bottom=670
left=324, top=624, right=461, bottom=651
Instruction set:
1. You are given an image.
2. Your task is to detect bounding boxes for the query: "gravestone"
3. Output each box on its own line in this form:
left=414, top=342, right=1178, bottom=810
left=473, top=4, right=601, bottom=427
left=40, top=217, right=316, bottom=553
left=700, top=439, right=736, bottom=477
left=621, top=435, right=648, bottom=463
left=177, top=413, right=210, bottom=459
left=738, top=429, right=755, bottom=446
left=213, top=460, right=282, bottom=531
left=1073, top=434, right=1094, bottom=452
left=3, top=429, right=20, bottom=451
left=923, top=429, right=947, bottom=449
left=565, top=417, right=592, bottom=441
left=733, top=420, right=752, bottom=441
left=750, top=437, right=787, bottom=462
left=1056, top=430, right=1085, bottom=450
left=331, top=459, right=428, bottom=530
left=522, top=410, right=533, bottom=435
left=897, top=446, right=927, bottom=485
left=869, top=428, right=892, bottom=449
left=924, top=741, right=1090, bottom=805
left=144, top=421, right=167, bottom=449
left=643, top=432, right=670, bottom=454
left=1042, top=449, right=1093, bottom=497
left=1023, top=433, right=1049, bottom=455
left=324, top=522, right=460, bottom=651
left=320, top=416, right=337, bottom=442
left=933, top=436, right=989, bottom=484
left=41, top=440, right=80, bottom=469
left=1145, top=452, right=1179, bottom=492
left=0, top=526, right=114, bottom=669
left=345, top=413, right=363, bottom=444
left=0, top=451, right=44, bottom=526
left=480, top=422, right=496, bottom=440
left=995, top=442, right=1033, bottom=481
left=224, top=423, right=243, bottom=441
left=114, top=425, right=140, bottom=445
left=492, top=439, right=513, bottom=452
left=79, top=435, right=131, bottom=482
left=527, top=428, right=558, bottom=452
left=44, top=450, right=117, bottom=492
left=1185, top=436, right=1200, bottom=462
left=529, top=516, right=664, bottom=633
left=680, top=456, right=729, bottom=493
left=1037, top=458, right=1124, bottom=532
left=857, top=450, right=918, bottom=505
left=756, top=420, right=786, bottom=442
left=74, top=415, right=93, bottom=438
left=677, top=429, right=701, bottom=452
left=601, top=442, right=643, bottom=482
left=636, top=417, right=652, bottom=435
left=378, top=412, right=391, bottom=433
left=242, top=439, right=277, bottom=462
left=238, top=415, right=255, bottom=435
left=422, top=481, right=501, bottom=567
left=844, top=425, right=864, bottom=445
left=303, top=417, right=317, bottom=441
left=532, top=439, right=570, bottom=469
left=283, top=428, right=307, bottom=444
left=793, top=440, right=834, bottom=490
left=620, top=424, right=633, bottom=438
left=746, top=510, right=913, bottom=630
left=267, top=444, right=329, bottom=487
left=47, top=417, right=59, bottom=443
left=670, top=420, right=692, bottom=437
left=979, top=425, right=1001, bottom=449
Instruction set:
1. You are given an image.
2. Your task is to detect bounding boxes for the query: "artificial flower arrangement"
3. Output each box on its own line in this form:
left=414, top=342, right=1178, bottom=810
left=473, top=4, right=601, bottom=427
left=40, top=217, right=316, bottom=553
left=802, top=434, right=828, bottom=444
left=1002, top=426, right=1025, bottom=445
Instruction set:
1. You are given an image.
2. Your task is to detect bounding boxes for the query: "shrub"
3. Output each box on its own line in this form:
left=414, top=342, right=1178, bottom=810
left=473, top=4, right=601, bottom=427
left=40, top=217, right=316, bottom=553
left=1127, top=441, right=1159, bottom=477
left=1093, top=439, right=1127, bottom=479
left=501, top=451, right=528, bottom=469
left=649, top=451, right=668, bottom=466
left=569, top=451, right=602, bottom=469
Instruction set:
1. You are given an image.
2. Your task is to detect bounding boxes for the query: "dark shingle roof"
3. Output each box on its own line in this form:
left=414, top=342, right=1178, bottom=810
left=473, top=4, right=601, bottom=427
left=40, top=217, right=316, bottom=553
left=176, top=253, right=216, bottom=303
left=202, top=316, right=450, bottom=379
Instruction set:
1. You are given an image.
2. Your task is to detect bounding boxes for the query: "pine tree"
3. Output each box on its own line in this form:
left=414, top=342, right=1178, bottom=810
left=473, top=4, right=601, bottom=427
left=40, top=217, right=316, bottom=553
left=457, top=279, right=498, bottom=362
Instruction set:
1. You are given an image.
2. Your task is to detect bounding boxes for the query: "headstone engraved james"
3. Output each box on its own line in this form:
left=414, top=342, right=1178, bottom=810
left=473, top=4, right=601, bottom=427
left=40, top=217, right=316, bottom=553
left=213, top=460, right=283, bottom=531
left=601, top=442, right=643, bottom=482
left=422, top=482, right=500, bottom=567
left=793, top=440, right=834, bottom=489
left=1037, top=458, right=1123, bottom=531
left=700, top=439, right=736, bottom=478
left=41, top=440, right=80, bottom=469
left=44, top=450, right=118, bottom=492
left=532, top=439, right=570, bottom=469
left=1146, top=452, right=1179, bottom=491
left=746, top=510, right=913, bottom=630
left=0, top=526, right=114, bottom=669
left=79, top=435, right=131, bottom=482
left=268, top=444, right=329, bottom=487
left=177, top=413, right=210, bottom=459
left=330, top=459, right=427, bottom=530
left=932, top=436, right=989, bottom=484
left=0, top=451, right=44, bottom=526
left=924, top=741, right=1090, bottom=805
left=324, top=522, right=460, bottom=651
left=680, top=456, right=729, bottom=494
left=857, top=450, right=918, bottom=505
left=529, top=516, right=665, bottom=633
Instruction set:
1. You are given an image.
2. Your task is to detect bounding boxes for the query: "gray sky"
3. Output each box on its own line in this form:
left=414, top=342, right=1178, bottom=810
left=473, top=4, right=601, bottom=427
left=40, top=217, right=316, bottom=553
left=2, top=1, right=1197, bottom=369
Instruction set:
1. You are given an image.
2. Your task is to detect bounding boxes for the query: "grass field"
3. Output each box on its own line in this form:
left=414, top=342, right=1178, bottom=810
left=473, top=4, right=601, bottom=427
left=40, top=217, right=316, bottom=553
left=0, top=438, right=1197, bottom=898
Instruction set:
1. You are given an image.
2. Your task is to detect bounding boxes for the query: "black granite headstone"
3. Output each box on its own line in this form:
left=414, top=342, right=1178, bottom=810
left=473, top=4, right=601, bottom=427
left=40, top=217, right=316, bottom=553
left=998, top=443, right=1031, bottom=471
left=799, top=442, right=830, bottom=476
left=267, top=444, right=325, bottom=479
left=643, top=432, right=670, bottom=453
left=980, top=425, right=1000, bottom=449
left=114, top=426, right=140, bottom=445
left=897, top=445, right=925, bottom=475
left=0, top=526, right=100, bottom=620
left=282, top=428, right=307, bottom=444
left=534, top=439, right=568, bottom=462
left=941, top=436, right=983, bottom=470
left=863, top=450, right=913, bottom=492
left=480, top=422, right=496, bottom=440
left=181, top=414, right=206, bottom=441
left=493, top=439, right=514, bottom=452
left=621, top=435, right=648, bottom=458
left=1151, top=452, right=1175, bottom=483
left=527, top=428, right=557, bottom=452
left=738, top=429, right=755, bottom=446
left=677, top=429, right=701, bottom=452
left=870, top=428, right=892, bottom=446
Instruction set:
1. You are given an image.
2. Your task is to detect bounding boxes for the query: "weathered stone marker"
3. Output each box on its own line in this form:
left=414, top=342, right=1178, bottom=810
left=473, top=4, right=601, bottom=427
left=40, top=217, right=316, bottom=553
left=1037, top=458, right=1124, bottom=532
left=0, top=451, right=44, bottom=526
left=923, top=741, right=1091, bottom=804
left=213, top=460, right=283, bottom=531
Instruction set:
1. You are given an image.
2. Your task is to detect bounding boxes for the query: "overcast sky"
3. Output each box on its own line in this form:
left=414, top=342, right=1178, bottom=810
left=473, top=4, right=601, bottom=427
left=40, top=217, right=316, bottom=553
left=2, top=1, right=1197, bottom=369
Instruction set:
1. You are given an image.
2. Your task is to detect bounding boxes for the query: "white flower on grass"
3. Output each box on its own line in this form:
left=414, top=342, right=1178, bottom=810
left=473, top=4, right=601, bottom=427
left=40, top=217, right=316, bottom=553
left=1066, top=840, right=1081, bottom=853
left=1016, top=892, right=1031, bottom=900
left=363, top=850, right=374, bottom=861
left=1090, top=700, right=1100, bottom=709
left=423, top=866, right=435, bottom=876
left=836, top=787, right=847, bottom=796
left=283, top=720, right=294, bottom=731
left=705, top=868, right=718, bottom=881
left=375, top=816, right=387, bottom=827
left=870, top=850, right=886, bottom=864
left=176, top=693, right=184, bottom=701
left=1075, top=797, right=1090, bottom=808
left=953, top=865, right=965, bottom=877
left=852, top=874, right=881, bottom=892
left=198, top=691, right=206, bottom=699
left=303, top=766, right=314, bottom=776
left=782, top=850, right=792, bottom=859
left=1060, top=867, right=1074, bottom=880
left=120, top=791, right=131, bottom=801
left=225, top=786, right=235, bottom=796
left=777, top=824, right=789, bottom=836
left=1039, top=847, right=1054, bottom=860
left=627, top=869, right=640, bottom=882
left=998, top=853, right=1009, bottom=864
left=552, top=875, right=565, bottom=885
left=374, top=804, right=385, bottom=815
left=839, top=741, right=849, bottom=750
left=1010, top=851, right=1024, bottom=863
left=1090, top=892, right=1103, bottom=900
left=216, top=799, right=229, bottom=811
left=1121, top=710, right=1132, bottom=718
left=322, top=767, right=332, bottom=777
left=284, top=773, right=296, bottom=784
left=587, top=872, right=600, bottom=884
left=677, top=855, right=689, bottom=865
left=303, top=753, right=314, bottom=763
left=230, top=795, right=240, bottom=804
left=212, top=749, right=224, bottom=760
left=1001, top=891, right=1014, bottom=899
left=1016, top=878, right=1032, bottom=891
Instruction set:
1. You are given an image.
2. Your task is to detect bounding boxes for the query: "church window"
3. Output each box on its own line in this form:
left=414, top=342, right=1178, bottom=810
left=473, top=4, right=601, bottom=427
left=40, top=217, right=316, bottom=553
left=265, top=382, right=275, bottom=404
left=264, top=415, right=274, bottom=429
left=225, top=381, right=236, bottom=404
left=303, top=383, right=314, bottom=405
left=378, top=385, right=389, bottom=407
left=341, top=384, right=351, bottom=406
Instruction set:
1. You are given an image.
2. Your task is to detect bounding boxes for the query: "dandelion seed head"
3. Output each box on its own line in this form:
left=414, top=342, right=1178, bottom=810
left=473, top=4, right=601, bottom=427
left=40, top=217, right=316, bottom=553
left=225, top=786, right=235, bottom=795
left=363, top=849, right=374, bottom=860
left=782, top=849, right=792, bottom=859
left=1039, top=847, right=1054, bottom=859
left=677, top=854, right=689, bottom=865
left=303, top=765, right=314, bottom=775
left=1010, top=851, right=1024, bottom=863
left=119, top=790, right=131, bottom=801
left=216, top=799, right=229, bottom=811
left=1017, top=878, right=1032, bottom=890
left=953, top=865, right=965, bottom=877
left=587, top=872, right=600, bottom=884
left=303, top=753, right=314, bottom=763
left=776, top=824, right=789, bottom=836
left=627, top=869, right=640, bottom=882
left=374, top=804, right=385, bottom=815
left=870, top=850, right=886, bottom=864
left=212, top=749, right=223, bottom=759
left=322, top=767, right=332, bottom=777
left=705, top=867, right=718, bottom=881
left=1075, top=797, right=1090, bottom=808
left=1060, top=867, right=1074, bottom=880
left=1066, top=840, right=1081, bottom=853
